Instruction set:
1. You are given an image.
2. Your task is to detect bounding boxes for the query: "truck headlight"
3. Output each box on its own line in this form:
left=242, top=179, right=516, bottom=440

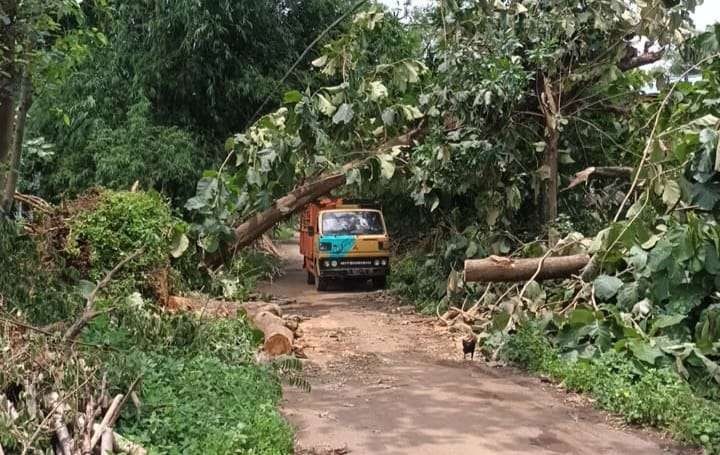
left=323, top=260, right=330, bottom=267
left=381, top=259, right=388, bottom=266
left=373, top=259, right=381, bottom=266
left=331, top=260, right=338, bottom=267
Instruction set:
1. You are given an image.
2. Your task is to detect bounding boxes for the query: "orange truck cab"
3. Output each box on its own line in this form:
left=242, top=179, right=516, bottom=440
left=300, top=198, right=390, bottom=291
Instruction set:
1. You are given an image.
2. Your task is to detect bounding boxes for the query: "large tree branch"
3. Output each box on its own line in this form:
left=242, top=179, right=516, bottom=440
left=64, top=249, right=144, bottom=342
left=563, top=166, right=634, bottom=191
left=618, top=48, right=665, bottom=71
left=231, top=125, right=425, bottom=250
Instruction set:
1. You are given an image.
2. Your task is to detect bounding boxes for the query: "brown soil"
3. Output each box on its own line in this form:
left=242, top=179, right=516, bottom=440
left=260, top=241, right=696, bottom=455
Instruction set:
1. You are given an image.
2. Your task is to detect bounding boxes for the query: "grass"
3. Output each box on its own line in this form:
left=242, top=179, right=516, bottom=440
left=116, top=352, right=293, bottom=454
left=504, top=324, right=720, bottom=454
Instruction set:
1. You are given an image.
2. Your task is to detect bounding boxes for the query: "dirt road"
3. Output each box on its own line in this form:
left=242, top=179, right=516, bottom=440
left=260, top=242, right=691, bottom=455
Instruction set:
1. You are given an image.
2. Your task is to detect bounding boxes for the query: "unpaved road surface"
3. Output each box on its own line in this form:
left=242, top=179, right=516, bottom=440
left=260, top=241, right=693, bottom=455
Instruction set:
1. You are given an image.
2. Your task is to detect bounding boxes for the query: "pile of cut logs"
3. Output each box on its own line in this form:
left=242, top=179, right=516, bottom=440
left=166, top=295, right=303, bottom=357
left=1, top=376, right=146, bottom=455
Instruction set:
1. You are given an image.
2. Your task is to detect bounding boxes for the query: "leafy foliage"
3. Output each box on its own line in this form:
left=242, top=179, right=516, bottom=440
left=116, top=352, right=292, bottom=454
left=22, top=0, right=352, bottom=204
left=115, top=352, right=292, bottom=454
left=67, top=190, right=180, bottom=279
left=87, top=100, right=207, bottom=204
left=0, top=220, right=82, bottom=323
left=505, top=324, right=720, bottom=453
left=187, top=6, right=427, bottom=251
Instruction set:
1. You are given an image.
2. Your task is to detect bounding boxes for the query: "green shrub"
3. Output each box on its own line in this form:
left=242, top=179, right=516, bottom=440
left=504, top=324, right=720, bottom=453
left=87, top=303, right=290, bottom=453
left=68, top=190, right=179, bottom=279
left=0, top=221, right=82, bottom=323
left=113, top=352, right=292, bottom=455
left=389, top=252, right=449, bottom=313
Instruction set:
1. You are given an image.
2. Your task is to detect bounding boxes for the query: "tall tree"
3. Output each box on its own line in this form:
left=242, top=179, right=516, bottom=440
left=420, top=0, right=698, bottom=228
left=21, top=0, right=354, bottom=203
left=0, top=0, right=83, bottom=214
left=0, top=0, right=19, bottom=203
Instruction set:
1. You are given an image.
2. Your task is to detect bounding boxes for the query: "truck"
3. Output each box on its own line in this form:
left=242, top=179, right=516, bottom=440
left=299, top=198, right=390, bottom=291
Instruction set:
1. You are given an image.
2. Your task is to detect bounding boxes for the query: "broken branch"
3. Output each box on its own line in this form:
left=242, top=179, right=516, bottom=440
left=64, top=249, right=144, bottom=342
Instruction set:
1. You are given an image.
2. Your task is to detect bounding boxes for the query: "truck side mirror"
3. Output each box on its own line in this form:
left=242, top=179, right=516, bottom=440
left=307, top=226, right=315, bottom=236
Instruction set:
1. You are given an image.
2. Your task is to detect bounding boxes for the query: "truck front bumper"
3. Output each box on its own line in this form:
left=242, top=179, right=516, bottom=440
left=318, top=266, right=388, bottom=278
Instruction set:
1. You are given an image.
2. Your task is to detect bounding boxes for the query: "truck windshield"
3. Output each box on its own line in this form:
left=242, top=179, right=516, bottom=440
left=321, top=211, right=385, bottom=236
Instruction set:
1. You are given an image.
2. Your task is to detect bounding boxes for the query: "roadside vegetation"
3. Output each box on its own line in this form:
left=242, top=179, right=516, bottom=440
left=1, top=190, right=291, bottom=453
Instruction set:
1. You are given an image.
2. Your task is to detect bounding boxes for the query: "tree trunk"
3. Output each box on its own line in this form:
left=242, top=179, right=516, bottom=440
left=539, top=74, right=559, bottom=225
left=1, top=65, right=32, bottom=213
left=464, top=254, right=590, bottom=283
left=233, top=172, right=347, bottom=250
left=0, top=0, right=18, bottom=204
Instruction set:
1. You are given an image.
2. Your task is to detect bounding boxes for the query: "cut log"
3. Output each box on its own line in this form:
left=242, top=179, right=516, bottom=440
left=464, top=255, right=590, bottom=283
left=46, top=393, right=74, bottom=455
left=92, top=425, right=147, bottom=455
left=100, top=429, right=114, bottom=455
left=242, top=302, right=282, bottom=318
left=249, top=311, right=294, bottom=356
left=91, top=394, right=123, bottom=449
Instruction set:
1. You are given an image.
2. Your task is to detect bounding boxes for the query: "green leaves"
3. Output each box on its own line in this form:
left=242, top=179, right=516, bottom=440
left=568, top=308, right=597, bottom=326
left=627, top=339, right=664, bottom=365
left=283, top=90, right=303, bottom=104
left=594, top=275, right=623, bottom=301
left=649, top=314, right=686, bottom=336
left=662, top=180, right=681, bottom=208
left=332, top=103, right=354, bottom=125
left=317, top=94, right=337, bottom=117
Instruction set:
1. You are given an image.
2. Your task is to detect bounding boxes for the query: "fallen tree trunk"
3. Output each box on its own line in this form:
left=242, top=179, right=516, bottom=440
left=241, top=305, right=294, bottom=356
left=231, top=125, right=425, bottom=251
left=233, top=172, right=347, bottom=250
left=464, top=254, right=590, bottom=283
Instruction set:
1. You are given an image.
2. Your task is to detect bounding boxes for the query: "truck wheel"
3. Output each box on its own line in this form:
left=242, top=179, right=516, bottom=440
left=307, top=271, right=316, bottom=285
left=372, top=276, right=387, bottom=290
left=316, top=276, right=328, bottom=292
